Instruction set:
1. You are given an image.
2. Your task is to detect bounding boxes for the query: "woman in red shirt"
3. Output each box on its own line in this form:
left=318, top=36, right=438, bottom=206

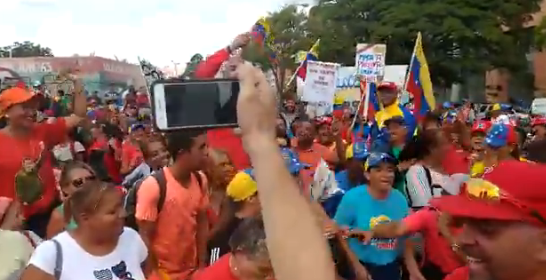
left=192, top=218, right=273, bottom=280
left=88, top=124, right=121, bottom=184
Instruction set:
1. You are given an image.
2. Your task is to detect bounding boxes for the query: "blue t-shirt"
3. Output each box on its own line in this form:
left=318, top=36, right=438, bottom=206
left=334, top=185, right=409, bottom=265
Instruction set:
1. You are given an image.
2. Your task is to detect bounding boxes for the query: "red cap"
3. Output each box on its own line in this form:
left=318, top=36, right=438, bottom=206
left=377, top=81, right=397, bottom=91
left=471, top=120, right=491, bottom=133
left=431, top=160, right=546, bottom=225
left=532, top=116, right=546, bottom=127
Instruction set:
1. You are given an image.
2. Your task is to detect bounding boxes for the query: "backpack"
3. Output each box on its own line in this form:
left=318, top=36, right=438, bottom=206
left=124, top=169, right=203, bottom=230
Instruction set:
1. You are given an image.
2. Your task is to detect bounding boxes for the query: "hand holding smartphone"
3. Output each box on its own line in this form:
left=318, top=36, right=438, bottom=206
left=151, top=79, right=240, bottom=130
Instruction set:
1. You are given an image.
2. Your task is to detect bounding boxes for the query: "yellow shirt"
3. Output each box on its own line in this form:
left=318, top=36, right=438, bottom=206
left=472, top=157, right=529, bottom=177
left=374, top=102, right=404, bottom=128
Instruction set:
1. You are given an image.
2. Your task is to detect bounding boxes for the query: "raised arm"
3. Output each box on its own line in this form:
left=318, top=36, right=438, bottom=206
left=235, top=62, right=336, bottom=280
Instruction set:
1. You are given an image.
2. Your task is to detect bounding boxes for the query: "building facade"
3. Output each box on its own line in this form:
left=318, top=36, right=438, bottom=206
left=0, top=56, right=146, bottom=95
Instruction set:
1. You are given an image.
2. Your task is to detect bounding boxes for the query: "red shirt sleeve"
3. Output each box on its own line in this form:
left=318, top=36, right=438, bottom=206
left=443, top=266, right=469, bottom=280
left=194, top=48, right=230, bottom=79
left=403, top=208, right=435, bottom=233
left=36, top=118, right=68, bottom=148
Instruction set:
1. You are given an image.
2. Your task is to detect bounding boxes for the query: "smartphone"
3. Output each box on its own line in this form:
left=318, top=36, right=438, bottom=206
left=151, top=79, right=239, bottom=130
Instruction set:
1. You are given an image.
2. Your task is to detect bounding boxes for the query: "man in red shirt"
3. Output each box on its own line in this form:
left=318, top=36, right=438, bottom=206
left=192, top=218, right=273, bottom=280
left=0, top=73, right=86, bottom=238
left=194, top=33, right=251, bottom=170
left=432, top=161, right=546, bottom=280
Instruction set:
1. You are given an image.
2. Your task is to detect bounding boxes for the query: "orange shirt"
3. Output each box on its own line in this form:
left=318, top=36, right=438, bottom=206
left=135, top=167, right=209, bottom=280
left=294, top=143, right=338, bottom=193
left=0, top=119, right=67, bottom=217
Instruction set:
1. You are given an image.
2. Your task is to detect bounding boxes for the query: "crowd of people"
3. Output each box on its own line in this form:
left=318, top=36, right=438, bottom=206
left=0, top=33, right=546, bottom=280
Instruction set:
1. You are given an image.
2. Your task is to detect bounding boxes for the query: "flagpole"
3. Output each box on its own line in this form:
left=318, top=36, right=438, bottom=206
left=285, top=60, right=305, bottom=88
left=403, top=32, right=420, bottom=91
left=363, top=80, right=371, bottom=120
left=284, top=39, right=320, bottom=89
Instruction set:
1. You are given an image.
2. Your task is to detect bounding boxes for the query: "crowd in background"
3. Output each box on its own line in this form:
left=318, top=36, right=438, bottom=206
left=0, top=33, right=545, bottom=280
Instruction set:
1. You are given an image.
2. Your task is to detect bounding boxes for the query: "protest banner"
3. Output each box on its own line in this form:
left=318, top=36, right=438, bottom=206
left=302, top=61, right=340, bottom=116
left=355, top=44, right=386, bottom=82
left=334, top=65, right=407, bottom=113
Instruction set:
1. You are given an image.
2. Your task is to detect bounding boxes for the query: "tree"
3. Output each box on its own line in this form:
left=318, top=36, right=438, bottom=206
left=311, top=0, right=541, bottom=89
left=0, top=41, right=53, bottom=58
left=242, top=4, right=315, bottom=96
left=534, top=17, right=546, bottom=50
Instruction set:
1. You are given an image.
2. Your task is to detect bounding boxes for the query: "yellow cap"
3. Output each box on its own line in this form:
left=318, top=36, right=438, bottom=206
left=226, top=171, right=258, bottom=201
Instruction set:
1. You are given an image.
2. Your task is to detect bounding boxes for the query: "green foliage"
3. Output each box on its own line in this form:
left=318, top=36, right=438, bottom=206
left=535, top=17, right=546, bottom=50
left=310, top=0, right=541, bottom=87
left=0, top=41, right=53, bottom=58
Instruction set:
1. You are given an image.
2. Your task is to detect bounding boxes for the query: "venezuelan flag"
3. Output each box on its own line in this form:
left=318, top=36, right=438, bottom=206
left=359, top=81, right=381, bottom=119
left=406, top=32, right=435, bottom=119
left=251, top=17, right=273, bottom=47
left=296, top=39, right=320, bottom=81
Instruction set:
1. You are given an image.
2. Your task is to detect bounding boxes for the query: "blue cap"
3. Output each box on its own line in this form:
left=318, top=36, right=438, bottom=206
left=129, top=123, right=145, bottom=133
left=485, top=123, right=511, bottom=148
left=443, top=110, right=457, bottom=123
left=442, top=101, right=453, bottom=109
left=364, top=152, right=397, bottom=170
left=280, top=147, right=309, bottom=175
left=500, top=103, right=512, bottom=111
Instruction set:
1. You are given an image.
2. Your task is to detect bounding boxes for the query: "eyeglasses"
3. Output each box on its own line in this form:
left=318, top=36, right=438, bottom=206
left=464, top=178, right=546, bottom=225
left=71, top=175, right=97, bottom=187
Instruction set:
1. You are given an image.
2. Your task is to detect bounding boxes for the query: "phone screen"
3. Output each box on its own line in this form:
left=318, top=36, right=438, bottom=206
left=153, top=80, right=239, bottom=130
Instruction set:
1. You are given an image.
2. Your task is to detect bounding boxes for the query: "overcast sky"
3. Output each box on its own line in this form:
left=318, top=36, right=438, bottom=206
left=0, top=0, right=309, bottom=67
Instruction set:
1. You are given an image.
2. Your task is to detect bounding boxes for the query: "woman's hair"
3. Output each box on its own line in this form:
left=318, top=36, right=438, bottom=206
left=101, top=122, right=124, bottom=141
left=229, top=217, right=268, bottom=260
left=63, top=181, right=118, bottom=225
left=139, top=134, right=166, bottom=160
left=399, top=129, right=443, bottom=162
left=421, top=112, right=441, bottom=129
left=59, top=161, right=96, bottom=189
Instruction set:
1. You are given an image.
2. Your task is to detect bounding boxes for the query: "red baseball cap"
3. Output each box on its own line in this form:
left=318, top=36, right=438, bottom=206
left=471, top=120, right=491, bottom=134
left=377, top=81, right=397, bottom=91
left=531, top=116, right=546, bottom=127
left=431, top=160, right=546, bottom=225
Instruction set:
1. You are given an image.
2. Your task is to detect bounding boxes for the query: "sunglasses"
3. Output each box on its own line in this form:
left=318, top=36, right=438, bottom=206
left=464, top=178, right=546, bottom=225
left=72, top=175, right=97, bottom=187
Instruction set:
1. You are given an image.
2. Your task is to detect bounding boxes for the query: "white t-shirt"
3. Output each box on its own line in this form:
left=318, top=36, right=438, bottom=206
left=0, top=230, right=35, bottom=280
left=53, top=141, right=86, bottom=162
left=28, top=227, right=147, bottom=280
left=405, top=164, right=461, bottom=207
